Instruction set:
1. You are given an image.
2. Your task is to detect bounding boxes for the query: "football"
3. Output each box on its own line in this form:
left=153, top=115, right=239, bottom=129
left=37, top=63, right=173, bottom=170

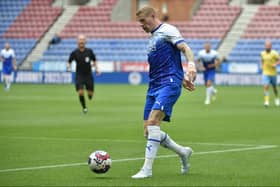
left=88, top=150, right=112, bottom=174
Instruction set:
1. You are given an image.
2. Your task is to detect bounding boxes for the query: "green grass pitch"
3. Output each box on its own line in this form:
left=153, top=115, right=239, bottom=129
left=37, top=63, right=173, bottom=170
left=0, top=84, right=279, bottom=186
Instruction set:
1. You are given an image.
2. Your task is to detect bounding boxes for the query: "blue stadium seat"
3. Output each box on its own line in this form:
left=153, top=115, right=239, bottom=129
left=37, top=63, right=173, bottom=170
left=0, top=0, right=31, bottom=36
left=40, top=38, right=221, bottom=65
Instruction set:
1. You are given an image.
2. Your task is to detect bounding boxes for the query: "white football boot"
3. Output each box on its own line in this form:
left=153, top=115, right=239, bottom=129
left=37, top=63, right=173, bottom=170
left=204, top=99, right=211, bottom=105
left=212, top=89, right=218, bottom=101
left=264, top=101, right=269, bottom=107
left=275, top=98, right=280, bottom=106
left=131, top=168, right=152, bottom=179
left=180, top=147, right=193, bottom=174
left=83, top=108, right=88, bottom=114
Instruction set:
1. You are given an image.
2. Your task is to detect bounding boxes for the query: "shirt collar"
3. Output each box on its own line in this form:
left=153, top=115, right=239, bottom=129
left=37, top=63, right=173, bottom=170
left=151, top=23, right=163, bottom=34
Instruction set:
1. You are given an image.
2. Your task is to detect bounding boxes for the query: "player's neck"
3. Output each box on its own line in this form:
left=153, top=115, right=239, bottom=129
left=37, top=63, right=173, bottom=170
left=151, top=20, right=162, bottom=33
left=79, top=47, right=85, bottom=52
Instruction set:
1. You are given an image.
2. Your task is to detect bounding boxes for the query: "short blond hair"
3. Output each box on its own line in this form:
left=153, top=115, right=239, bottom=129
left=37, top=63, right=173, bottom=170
left=136, top=6, right=157, bottom=17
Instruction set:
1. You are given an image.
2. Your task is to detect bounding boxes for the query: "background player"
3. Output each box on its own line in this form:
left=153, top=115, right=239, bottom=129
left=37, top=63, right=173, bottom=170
left=196, top=42, right=221, bottom=105
left=67, top=34, right=100, bottom=113
left=0, top=42, right=17, bottom=91
left=261, top=40, right=280, bottom=107
left=132, top=6, right=196, bottom=179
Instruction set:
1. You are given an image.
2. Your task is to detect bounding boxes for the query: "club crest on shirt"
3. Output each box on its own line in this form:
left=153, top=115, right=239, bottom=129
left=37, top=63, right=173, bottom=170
left=85, top=57, right=90, bottom=63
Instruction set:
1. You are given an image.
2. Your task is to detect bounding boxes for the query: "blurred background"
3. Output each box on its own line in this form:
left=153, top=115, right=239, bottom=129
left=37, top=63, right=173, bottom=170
left=0, top=0, right=279, bottom=85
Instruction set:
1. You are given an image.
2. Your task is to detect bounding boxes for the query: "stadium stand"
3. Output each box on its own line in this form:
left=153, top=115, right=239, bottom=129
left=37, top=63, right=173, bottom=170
left=39, top=0, right=240, bottom=67
left=1, top=0, right=62, bottom=65
left=228, top=5, right=280, bottom=65
left=0, top=0, right=32, bottom=65
left=0, top=0, right=30, bottom=36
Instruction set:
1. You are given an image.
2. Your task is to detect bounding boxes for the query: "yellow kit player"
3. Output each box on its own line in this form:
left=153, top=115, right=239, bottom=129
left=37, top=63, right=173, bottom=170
left=261, top=40, right=280, bottom=107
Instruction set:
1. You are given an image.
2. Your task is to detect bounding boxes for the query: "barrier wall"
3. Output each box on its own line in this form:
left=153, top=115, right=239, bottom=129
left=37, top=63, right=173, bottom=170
left=1, top=71, right=280, bottom=85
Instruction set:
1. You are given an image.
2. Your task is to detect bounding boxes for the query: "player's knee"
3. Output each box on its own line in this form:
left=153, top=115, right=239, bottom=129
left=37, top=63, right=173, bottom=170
left=147, top=120, right=160, bottom=126
left=78, top=90, right=84, bottom=96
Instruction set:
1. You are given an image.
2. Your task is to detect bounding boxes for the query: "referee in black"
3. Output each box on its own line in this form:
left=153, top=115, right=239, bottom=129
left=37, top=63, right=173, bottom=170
left=67, top=34, right=100, bottom=113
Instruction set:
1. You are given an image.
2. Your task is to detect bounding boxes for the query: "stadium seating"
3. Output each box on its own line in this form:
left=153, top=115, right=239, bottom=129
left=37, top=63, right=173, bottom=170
left=243, top=6, right=280, bottom=39
left=39, top=0, right=239, bottom=66
left=60, top=0, right=240, bottom=39
left=40, top=38, right=220, bottom=63
left=228, top=5, right=280, bottom=65
left=0, top=0, right=30, bottom=36
left=3, top=0, right=62, bottom=39
left=1, top=0, right=63, bottom=65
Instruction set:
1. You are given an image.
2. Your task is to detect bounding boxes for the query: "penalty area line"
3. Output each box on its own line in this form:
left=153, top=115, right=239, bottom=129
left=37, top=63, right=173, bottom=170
left=0, top=145, right=277, bottom=173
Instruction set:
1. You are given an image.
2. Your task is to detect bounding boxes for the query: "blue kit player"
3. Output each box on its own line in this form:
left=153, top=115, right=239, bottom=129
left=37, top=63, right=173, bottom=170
left=132, top=6, right=197, bottom=179
left=0, top=43, right=17, bottom=91
left=196, top=42, right=221, bottom=105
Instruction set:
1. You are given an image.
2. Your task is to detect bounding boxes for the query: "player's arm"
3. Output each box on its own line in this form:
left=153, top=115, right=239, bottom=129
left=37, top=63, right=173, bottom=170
left=90, top=50, right=100, bottom=75
left=195, top=55, right=205, bottom=72
left=260, top=53, right=264, bottom=70
left=272, top=53, right=280, bottom=67
left=67, top=51, right=74, bottom=71
left=92, top=60, right=100, bottom=75
left=13, top=58, right=17, bottom=70
left=177, top=42, right=196, bottom=91
left=0, top=51, right=3, bottom=62
left=10, top=50, right=17, bottom=70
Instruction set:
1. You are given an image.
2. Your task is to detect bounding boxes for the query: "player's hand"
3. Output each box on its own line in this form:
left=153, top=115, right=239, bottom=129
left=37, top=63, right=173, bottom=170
left=198, top=66, right=206, bottom=72
left=183, top=77, right=195, bottom=91
left=66, top=64, right=71, bottom=72
left=208, top=64, right=216, bottom=68
left=13, top=65, right=17, bottom=71
left=187, top=62, right=197, bottom=82
left=144, top=126, right=148, bottom=138
left=95, top=69, right=101, bottom=76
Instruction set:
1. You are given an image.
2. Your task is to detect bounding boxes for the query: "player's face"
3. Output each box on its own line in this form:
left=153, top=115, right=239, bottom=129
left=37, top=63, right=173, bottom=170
left=265, top=42, right=272, bottom=52
left=77, top=37, right=86, bottom=49
left=204, top=43, right=211, bottom=52
left=4, top=43, right=10, bottom=50
left=137, top=14, right=155, bottom=33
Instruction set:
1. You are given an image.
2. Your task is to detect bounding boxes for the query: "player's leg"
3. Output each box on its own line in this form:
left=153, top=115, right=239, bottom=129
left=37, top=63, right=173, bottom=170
left=205, top=70, right=216, bottom=104
left=75, top=75, right=87, bottom=113
left=132, top=94, right=158, bottom=178
left=156, top=85, right=192, bottom=174
left=3, top=74, right=12, bottom=91
left=203, top=71, right=210, bottom=104
left=78, top=88, right=87, bottom=113
left=271, top=76, right=279, bottom=106
left=160, top=131, right=193, bottom=174
left=263, top=75, right=270, bottom=107
left=132, top=84, right=192, bottom=178
left=132, top=110, right=164, bottom=179
left=205, top=80, right=212, bottom=105
left=209, top=70, right=217, bottom=101
left=6, top=74, right=12, bottom=90
left=85, top=75, right=94, bottom=100
left=3, top=74, right=8, bottom=90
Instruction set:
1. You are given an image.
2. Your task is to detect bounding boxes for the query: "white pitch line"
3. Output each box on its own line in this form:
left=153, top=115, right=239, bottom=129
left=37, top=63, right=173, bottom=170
left=0, top=145, right=277, bottom=173
left=0, top=136, right=259, bottom=147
